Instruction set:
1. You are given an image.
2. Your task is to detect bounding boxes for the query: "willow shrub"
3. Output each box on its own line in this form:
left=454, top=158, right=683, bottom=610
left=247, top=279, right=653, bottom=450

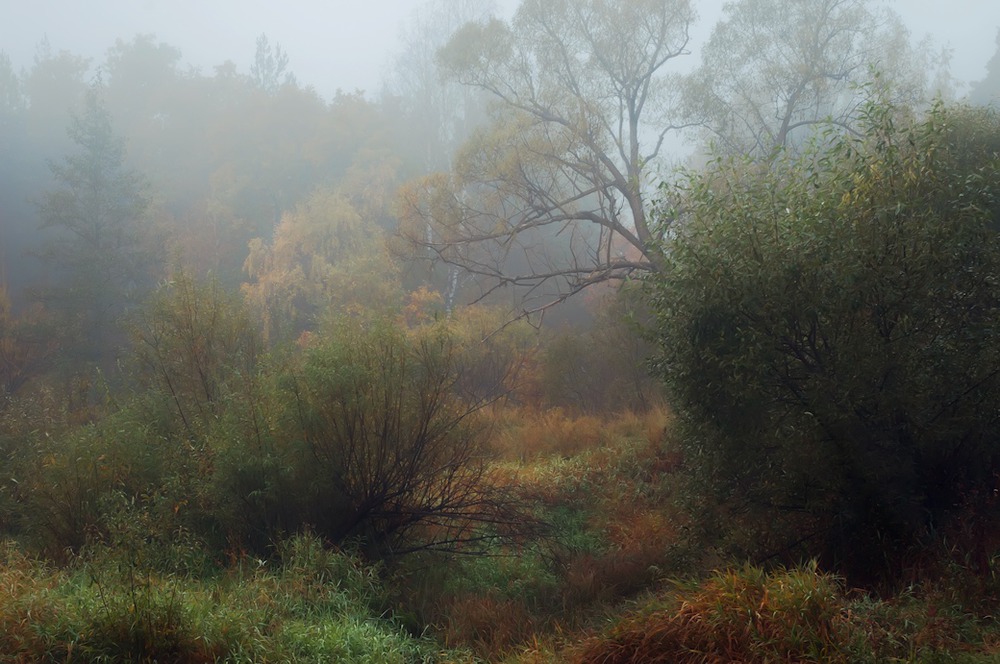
left=648, top=102, right=1000, bottom=579
left=209, top=316, right=528, bottom=559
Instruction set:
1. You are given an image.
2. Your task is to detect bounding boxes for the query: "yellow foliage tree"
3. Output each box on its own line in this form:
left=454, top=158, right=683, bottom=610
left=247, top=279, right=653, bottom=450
left=242, top=187, right=402, bottom=343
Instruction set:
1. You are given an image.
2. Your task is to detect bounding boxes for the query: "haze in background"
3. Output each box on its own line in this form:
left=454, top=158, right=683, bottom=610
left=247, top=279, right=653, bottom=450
left=2, top=0, right=997, bottom=100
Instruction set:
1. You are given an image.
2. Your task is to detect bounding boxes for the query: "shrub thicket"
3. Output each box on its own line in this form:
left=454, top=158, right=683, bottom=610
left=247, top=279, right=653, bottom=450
left=648, top=101, right=1000, bottom=579
left=540, top=288, right=663, bottom=414
left=206, top=317, right=529, bottom=558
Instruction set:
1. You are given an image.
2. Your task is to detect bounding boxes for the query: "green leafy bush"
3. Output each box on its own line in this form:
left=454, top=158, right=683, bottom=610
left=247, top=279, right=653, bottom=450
left=648, top=102, right=1000, bottom=578
left=130, top=271, right=262, bottom=441
left=13, top=401, right=189, bottom=557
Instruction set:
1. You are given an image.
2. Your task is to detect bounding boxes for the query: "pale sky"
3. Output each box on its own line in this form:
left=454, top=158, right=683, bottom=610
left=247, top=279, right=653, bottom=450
left=889, top=0, right=1000, bottom=89
left=1, top=0, right=998, bottom=100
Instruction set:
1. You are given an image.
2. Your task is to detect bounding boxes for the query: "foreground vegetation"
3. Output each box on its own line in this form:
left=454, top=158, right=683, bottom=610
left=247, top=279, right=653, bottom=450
left=2, top=2, right=1000, bottom=660
left=0, top=536, right=440, bottom=663
left=1, top=405, right=999, bottom=662
left=2, top=102, right=1000, bottom=661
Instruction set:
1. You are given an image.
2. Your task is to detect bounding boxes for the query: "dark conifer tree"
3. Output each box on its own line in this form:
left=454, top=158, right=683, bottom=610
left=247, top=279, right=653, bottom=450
left=36, top=84, right=155, bottom=366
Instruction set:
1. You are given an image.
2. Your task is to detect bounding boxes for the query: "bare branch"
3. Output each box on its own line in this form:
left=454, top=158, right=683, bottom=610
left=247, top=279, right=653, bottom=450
left=403, top=0, right=692, bottom=316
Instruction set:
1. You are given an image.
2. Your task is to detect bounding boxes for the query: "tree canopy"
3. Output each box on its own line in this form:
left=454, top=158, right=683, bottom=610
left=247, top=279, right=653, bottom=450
left=400, top=0, right=694, bottom=320
left=35, top=85, right=155, bottom=364
left=680, top=0, right=944, bottom=159
left=648, top=101, right=1000, bottom=577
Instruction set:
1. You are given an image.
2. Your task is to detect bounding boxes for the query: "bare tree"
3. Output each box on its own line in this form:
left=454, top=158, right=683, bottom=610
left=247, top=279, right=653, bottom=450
left=399, top=0, right=695, bottom=321
left=385, top=0, right=496, bottom=172
left=681, top=0, right=946, bottom=159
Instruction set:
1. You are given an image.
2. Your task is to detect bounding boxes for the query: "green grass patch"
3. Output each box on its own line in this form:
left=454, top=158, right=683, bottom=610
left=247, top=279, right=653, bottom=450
left=0, top=536, right=447, bottom=663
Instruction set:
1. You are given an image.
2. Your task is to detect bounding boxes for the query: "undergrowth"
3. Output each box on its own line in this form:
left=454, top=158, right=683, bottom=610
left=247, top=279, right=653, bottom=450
left=2, top=406, right=998, bottom=663
left=568, top=562, right=1000, bottom=664
left=0, top=535, right=445, bottom=663
left=389, top=407, right=689, bottom=659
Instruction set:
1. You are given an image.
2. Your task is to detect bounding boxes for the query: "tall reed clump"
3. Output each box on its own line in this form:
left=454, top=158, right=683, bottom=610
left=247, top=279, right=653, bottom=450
left=572, top=560, right=1000, bottom=664
left=575, top=563, right=849, bottom=664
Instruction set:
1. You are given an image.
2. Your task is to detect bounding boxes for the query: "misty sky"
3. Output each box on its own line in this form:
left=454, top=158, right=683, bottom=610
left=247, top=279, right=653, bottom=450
left=2, top=0, right=998, bottom=100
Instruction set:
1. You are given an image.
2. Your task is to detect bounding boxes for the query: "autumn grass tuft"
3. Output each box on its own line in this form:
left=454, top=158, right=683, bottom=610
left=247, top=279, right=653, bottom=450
left=574, top=563, right=846, bottom=664
left=569, top=561, right=1000, bottom=664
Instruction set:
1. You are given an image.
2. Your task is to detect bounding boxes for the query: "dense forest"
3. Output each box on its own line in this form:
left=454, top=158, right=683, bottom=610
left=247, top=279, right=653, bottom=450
left=2, top=0, right=1000, bottom=661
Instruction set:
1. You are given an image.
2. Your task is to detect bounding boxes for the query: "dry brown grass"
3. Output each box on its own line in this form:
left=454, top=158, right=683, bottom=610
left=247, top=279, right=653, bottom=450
left=0, top=545, right=62, bottom=661
left=492, top=407, right=608, bottom=461
left=573, top=564, right=850, bottom=664
left=491, top=406, right=673, bottom=462
left=440, top=594, right=542, bottom=656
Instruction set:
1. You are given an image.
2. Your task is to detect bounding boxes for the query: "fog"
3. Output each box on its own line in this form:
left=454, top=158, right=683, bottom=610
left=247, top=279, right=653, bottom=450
left=4, top=0, right=996, bottom=100
left=3, top=5, right=1000, bottom=659
left=894, top=0, right=1000, bottom=81
left=2, top=0, right=1000, bottom=347
left=2, top=0, right=522, bottom=98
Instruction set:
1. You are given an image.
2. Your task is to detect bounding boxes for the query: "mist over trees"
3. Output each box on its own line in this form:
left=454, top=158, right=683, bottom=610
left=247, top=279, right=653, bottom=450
left=0, top=0, right=986, bottom=335
left=399, top=0, right=695, bottom=320
left=680, top=0, right=948, bottom=158
left=1, top=1, right=1000, bottom=659
left=35, top=86, right=155, bottom=367
left=970, top=29, right=1000, bottom=106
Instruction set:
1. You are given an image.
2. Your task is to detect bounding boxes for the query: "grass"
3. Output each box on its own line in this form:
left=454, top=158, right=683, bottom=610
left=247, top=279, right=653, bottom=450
left=430, top=407, right=1000, bottom=663
left=564, top=563, right=1000, bottom=664
left=2, top=405, right=999, bottom=662
left=387, top=407, right=690, bottom=659
left=574, top=563, right=848, bottom=664
left=0, top=536, right=445, bottom=663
